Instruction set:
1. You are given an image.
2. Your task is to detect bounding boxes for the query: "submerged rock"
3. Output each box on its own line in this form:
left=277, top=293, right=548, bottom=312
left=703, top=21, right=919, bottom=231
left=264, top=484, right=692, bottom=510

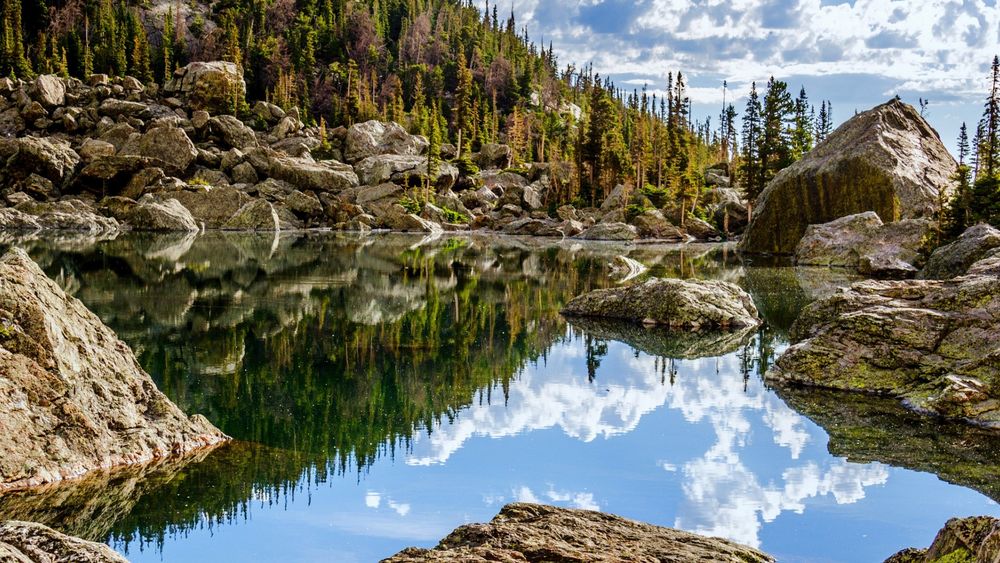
left=886, top=516, right=1000, bottom=563
left=740, top=98, right=955, bottom=255
left=0, top=249, right=227, bottom=491
left=767, top=259, right=1000, bottom=428
left=920, top=223, right=1000, bottom=280
left=0, top=520, right=127, bottom=562
left=562, top=278, right=760, bottom=330
left=382, top=503, right=773, bottom=562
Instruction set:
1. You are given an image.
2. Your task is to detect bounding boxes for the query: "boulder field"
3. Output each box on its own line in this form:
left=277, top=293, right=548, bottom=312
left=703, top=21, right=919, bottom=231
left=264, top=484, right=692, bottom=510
left=0, top=248, right=228, bottom=492
left=381, top=503, right=774, bottom=563
left=740, top=98, right=955, bottom=255
left=0, top=65, right=735, bottom=242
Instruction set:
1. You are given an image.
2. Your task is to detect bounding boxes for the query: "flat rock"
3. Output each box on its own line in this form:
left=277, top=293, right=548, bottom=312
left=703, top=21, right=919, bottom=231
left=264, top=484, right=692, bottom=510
left=767, top=261, right=1000, bottom=428
left=562, top=278, right=761, bottom=330
left=0, top=520, right=127, bottom=562
left=576, top=222, right=638, bottom=241
left=740, top=98, right=956, bottom=254
left=265, top=154, right=359, bottom=193
left=0, top=249, right=227, bottom=491
left=381, top=503, right=773, bottom=563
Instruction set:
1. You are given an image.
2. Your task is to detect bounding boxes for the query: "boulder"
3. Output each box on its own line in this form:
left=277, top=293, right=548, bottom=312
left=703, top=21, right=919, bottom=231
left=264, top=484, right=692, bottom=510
left=97, top=98, right=149, bottom=118
left=150, top=185, right=252, bottom=229
left=6, top=136, right=80, bottom=186
left=920, top=224, right=1000, bottom=280
left=632, top=209, right=687, bottom=240
left=576, top=222, right=638, bottom=241
left=382, top=503, right=772, bottom=563
left=354, top=154, right=457, bottom=190
left=600, top=184, right=628, bottom=211
left=0, top=249, right=227, bottom=491
left=474, top=143, right=513, bottom=169
left=562, top=278, right=761, bottom=330
left=885, top=517, right=1000, bottom=563
left=767, top=262, right=1000, bottom=428
left=78, top=139, right=116, bottom=162
left=478, top=170, right=529, bottom=193
left=264, top=154, right=359, bottom=193
left=344, top=120, right=428, bottom=163
left=121, top=196, right=201, bottom=232
left=795, top=212, right=933, bottom=278
left=163, top=61, right=246, bottom=115
left=683, top=216, right=720, bottom=240
left=222, top=199, right=280, bottom=231
left=120, top=126, right=197, bottom=173
left=740, top=98, right=956, bottom=254
left=380, top=205, right=443, bottom=233
left=208, top=115, right=259, bottom=149
left=30, top=75, right=65, bottom=108
left=5, top=200, right=118, bottom=234
left=0, top=520, right=127, bottom=563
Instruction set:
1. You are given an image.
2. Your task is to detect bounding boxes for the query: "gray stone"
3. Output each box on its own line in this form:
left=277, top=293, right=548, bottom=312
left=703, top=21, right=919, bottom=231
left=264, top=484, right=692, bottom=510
left=576, top=222, right=638, bottom=241
left=0, top=249, right=227, bottom=491
left=164, top=61, right=246, bottom=115
left=0, top=520, right=128, bottom=562
left=562, top=278, right=761, bottom=330
left=344, top=120, right=428, bottom=163
left=208, top=115, right=259, bottom=149
left=120, top=126, right=197, bottom=173
left=222, top=199, right=280, bottom=231
left=920, top=223, right=1000, bottom=280
left=30, top=75, right=65, bottom=108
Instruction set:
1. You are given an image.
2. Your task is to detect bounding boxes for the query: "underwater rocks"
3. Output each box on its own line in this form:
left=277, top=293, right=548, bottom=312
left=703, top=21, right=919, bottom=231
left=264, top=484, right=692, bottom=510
left=561, top=278, right=760, bottom=330
left=740, top=98, right=955, bottom=255
left=382, top=503, right=773, bottom=563
left=767, top=253, right=1000, bottom=428
left=0, top=248, right=227, bottom=491
left=0, top=520, right=127, bottom=563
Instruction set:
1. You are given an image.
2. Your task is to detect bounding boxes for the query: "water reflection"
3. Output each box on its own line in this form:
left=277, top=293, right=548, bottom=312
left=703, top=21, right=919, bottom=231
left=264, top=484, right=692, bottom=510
left=0, top=233, right=997, bottom=562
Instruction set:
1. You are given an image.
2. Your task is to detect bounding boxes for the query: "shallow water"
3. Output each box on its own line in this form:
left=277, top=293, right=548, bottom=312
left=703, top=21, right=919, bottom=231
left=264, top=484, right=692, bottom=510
left=2, top=232, right=999, bottom=563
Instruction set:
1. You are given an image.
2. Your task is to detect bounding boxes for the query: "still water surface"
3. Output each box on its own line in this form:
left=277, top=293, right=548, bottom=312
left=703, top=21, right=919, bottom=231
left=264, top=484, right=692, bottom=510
left=1, top=232, right=999, bottom=563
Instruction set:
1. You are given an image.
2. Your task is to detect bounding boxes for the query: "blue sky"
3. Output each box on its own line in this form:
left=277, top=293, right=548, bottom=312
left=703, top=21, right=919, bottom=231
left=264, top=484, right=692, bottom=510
left=490, top=0, right=1000, bottom=155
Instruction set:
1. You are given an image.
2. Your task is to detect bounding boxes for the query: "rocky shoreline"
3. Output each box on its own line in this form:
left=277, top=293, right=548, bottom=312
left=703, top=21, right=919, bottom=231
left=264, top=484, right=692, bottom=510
left=0, top=63, right=739, bottom=243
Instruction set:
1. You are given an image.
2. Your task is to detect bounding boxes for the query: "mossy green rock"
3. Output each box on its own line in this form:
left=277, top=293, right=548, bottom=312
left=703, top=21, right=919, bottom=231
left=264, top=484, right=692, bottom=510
left=740, top=98, right=955, bottom=255
left=768, top=260, right=1000, bottom=428
left=886, top=517, right=1000, bottom=563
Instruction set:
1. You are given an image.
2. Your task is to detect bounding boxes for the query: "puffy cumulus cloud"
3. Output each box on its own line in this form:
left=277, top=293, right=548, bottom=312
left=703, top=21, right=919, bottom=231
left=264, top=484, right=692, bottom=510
left=490, top=0, right=999, bottom=108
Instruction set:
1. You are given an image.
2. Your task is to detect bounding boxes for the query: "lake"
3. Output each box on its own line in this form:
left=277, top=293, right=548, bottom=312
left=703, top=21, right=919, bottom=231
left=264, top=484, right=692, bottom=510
left=1, top=232, right=998, bottom=563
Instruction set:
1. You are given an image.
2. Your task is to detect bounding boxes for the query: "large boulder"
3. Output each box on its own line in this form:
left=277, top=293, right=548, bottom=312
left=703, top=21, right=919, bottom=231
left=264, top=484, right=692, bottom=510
left=344, top=120, right=428, bottom=163
left=886, top=516, right=1000, bottom=563
left=0, top=249, right=227, bottom=491
left=119, top=126, right=197, bottom=174
left=920, top=224, right=1000, bottom=280
left=163, top=61, right=246, bottom=115
left=473, top=143, right=513, bottom=169
left=562, top=278, right=761, bottom=330
left=740, top=98, right=956, bottom=254
left=149, top=185, right=252, bottom=229
left=6, top=137, right=80, bottom=186
left=29, top=75, right=66, bottom=109
left=103, top=196, right=201, bottom=232
left=208, top=115, right=259, bottom=149
left=263, top=154, right=359, bottom=193
left=576, top=222, right=638, bottom=241
left=767, top=261, right=1000, bottom=428
left=632, top=209, right=687, bottom=240
left=795, top=212, right=933, bottom=278
left=0, top=520, right=128, bottom=562
left=382, top=503, right=773, bottom=563
left=354, top=154, right=458, bottom=190
left=2, top=200, right=118, bottom=235
left=222, top=199, right=280, bottom=231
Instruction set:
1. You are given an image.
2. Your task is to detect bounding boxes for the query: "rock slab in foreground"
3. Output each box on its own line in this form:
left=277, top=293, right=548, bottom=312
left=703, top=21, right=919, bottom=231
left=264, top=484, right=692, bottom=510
left=740, top=98, right=955, bottom=255
left=0, top=520, right=127, bottom=563
left=562, top=278, right=760, bottom=330
left=0, top=248, right=228, bottom=491
left=382, top=503, right=773, bottom=563
left=767, top=261, right=1000, bottom=428
left=886, top=516, right=1000, bottom=562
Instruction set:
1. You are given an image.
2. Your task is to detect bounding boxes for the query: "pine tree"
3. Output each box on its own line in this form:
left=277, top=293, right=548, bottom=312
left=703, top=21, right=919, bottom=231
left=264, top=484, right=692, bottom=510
left=815, top=101, right=833, bottom=143
left=740, top=82, right=764, bottom=204
left=0, top=0, right=31, bottom=77
left=161, top=9, right=174, bottom=82
left=791, top=87, right=813, bottom=160
left=946, top=122, right=972, bottom=235
left=759, top=76, right=794, bottom=188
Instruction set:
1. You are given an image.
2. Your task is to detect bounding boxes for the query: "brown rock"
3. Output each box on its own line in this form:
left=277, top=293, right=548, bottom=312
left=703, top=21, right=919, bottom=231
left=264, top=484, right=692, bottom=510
left=382, top=503, right=773, bottom=563
left=0, top=520, right=127, bottom=562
